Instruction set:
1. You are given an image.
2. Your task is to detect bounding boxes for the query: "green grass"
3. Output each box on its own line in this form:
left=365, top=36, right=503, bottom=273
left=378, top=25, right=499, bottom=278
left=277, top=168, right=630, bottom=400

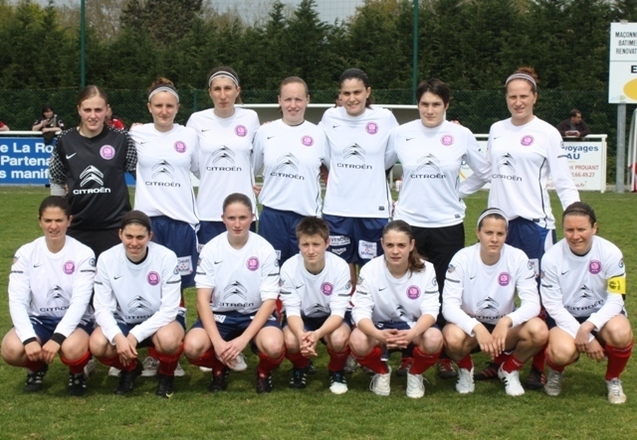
left=1, top=187, right=637, bottom=439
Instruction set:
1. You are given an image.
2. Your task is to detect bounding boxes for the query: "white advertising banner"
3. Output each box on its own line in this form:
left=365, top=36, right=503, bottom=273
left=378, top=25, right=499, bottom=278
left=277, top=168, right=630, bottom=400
left=609, top=22, right=637, bottom=104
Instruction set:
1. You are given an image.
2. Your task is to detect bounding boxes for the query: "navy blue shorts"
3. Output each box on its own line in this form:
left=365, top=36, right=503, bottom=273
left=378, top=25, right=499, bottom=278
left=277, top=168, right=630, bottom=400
left=117, top=313, right=186, bottom=348
left=506, top=217, right=556, bottom=274
left=282, top=312, right=353, bottom=332
left=198, top=220, right=257, bottom=247
left=323, top=214, right=387, bottom=265
left=29, top=315, right=93, bottom=343
left=191, top=311, right=280, bottom=341
left=258, top=206, right=304, bottom=265
left=469, top=322, right=497, bottom=354
left=151, top=216, right=198, bottom=288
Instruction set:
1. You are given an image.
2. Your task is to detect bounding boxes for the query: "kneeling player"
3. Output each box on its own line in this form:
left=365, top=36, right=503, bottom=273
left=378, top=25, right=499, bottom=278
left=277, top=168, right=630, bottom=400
left=183, top=193, right=284, bottom=394
left=1, top=196, right=95, bottom=396
left=349, top=220, right=442, bottom=398
left=442, top=208, right=548, bottom=396
left=279, top=217, right=352, bottom=394
left=90, top=211, right=185, bottom=398
left=541, top=202, right=633, bottom=404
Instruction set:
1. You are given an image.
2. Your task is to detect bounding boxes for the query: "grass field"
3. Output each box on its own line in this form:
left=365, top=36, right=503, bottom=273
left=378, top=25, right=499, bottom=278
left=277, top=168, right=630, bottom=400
left=1, top=187, right=637, bottom=439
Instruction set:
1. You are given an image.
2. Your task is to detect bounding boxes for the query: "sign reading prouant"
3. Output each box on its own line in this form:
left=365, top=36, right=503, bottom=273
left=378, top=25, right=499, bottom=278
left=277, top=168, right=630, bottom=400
left=609, top=22, right=637, bottom=104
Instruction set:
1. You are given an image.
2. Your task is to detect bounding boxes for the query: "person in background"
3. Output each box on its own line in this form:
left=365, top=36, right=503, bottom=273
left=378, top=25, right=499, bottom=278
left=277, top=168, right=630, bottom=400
left=0, top=120, right=10, bottom=131
left=32, top=104, right=65, bottom=145
left=105, top=106, right=126, bottom=131
left=556, top=109, right=591, bottom=138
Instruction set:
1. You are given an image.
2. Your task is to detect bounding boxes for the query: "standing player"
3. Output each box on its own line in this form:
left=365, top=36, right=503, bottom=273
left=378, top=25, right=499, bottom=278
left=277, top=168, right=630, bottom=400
left=253, top=77, right=327, bottom=264
left=90, top=211, right=185, bottom=398
left=183, top=193, right=284, bottom=394
left=1, top=196, right=95, bottom=396
left=442, top=208, right=548, bottom=396
left=279, top=217, right=351, bottom=394
left=320, top=68, right=398, bottom=286
left=474, top=67, right=579, bottom=388
left=126, top=77, right=199, bottom=378
left=49, top=85, right=137, bottom=259
left=187, top=66, right=260, bottom=244
left=388, top=78, right=490, bottom=379
left=541, top=202, right=632, bottom=404
left=349, top=220, right=442, bottom=398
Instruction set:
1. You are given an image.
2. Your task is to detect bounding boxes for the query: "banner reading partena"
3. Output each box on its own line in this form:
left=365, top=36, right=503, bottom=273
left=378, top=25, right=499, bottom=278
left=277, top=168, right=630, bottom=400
left=0, top=137, right=52, bottom=184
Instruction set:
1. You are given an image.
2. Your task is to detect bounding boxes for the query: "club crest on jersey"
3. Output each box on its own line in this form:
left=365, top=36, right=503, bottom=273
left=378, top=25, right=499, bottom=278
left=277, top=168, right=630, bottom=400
left=89, top=258, right=96, bottom=267
left=520, top=135, right=534, bottom=146
left=440, top=134, right=454, bottom=146
left=147, top=271, right=160, bottom=286
left=321, top=282, right=334, bottom=296
left=589, top=260, right=602, bottom=274
left=619, top=259, right=624, bottom=268
left=447, top=264, right=455, bottom=273
left=63, top=260, right=75, bottom=275
left=406, top=285, right=421, bottom=299
left=174, top=141, right=187, bottom=153
left=246, top=256, right=260, bottom=271
left=100, top=145, right=115, bottom=160
left=12, top=256, right=18, bottom=265
left=365, top=122, right=378, bottom=134
left=301, top=135, right=314, bottom=146
left=235, top=125, right=247, bottom=137
left=498, top=272, right=511, bottom=286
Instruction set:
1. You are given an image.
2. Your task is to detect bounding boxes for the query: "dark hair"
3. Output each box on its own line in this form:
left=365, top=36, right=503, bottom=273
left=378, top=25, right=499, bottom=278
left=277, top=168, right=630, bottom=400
left=569, top=109, right=582, bottom=118
left=77, top=85, right=109, bottom=107
left=506, top=66, right=539, bottom=94
left=339, top=68, right=372, bottom=108
left=41, top=104, right=54, bottom=116
left=382, top=220, right=424, bottom=273
left=279, top=76, right=309, bottom=96
left=38, top=196, right=71, bottom=218
left=415, top=79, right=450, bottom=105
left=296, top=217, right=329, bottom=242
left=148, top=77, right=178, bottom=95
left=222, top=192, right=252, bottom=213
left=120, top=210, right=152, bottom=232
left=207, top=66, right=242, bottom=104
left=563, top=201, right=597, bottom=226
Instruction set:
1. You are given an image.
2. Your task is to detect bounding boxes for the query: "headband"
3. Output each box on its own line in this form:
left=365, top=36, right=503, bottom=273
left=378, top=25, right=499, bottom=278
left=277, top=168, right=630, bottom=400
left=208, top=71, right=239, bottom=88
left=121, top=210, right=152, bottom=232
left=505, top=73, right=537, bottom=90
left=477, top=208, right=509, bottom=229
left=148, top=86, right=180, bottom=103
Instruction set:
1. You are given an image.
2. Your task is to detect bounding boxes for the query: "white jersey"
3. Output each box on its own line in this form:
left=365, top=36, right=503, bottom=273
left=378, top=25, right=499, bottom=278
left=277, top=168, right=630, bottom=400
left=187, top=108, right=260, bottom=221
left=388, top=119, right=490, bottom=227
left=195, top=232, right=279, bottom=314
left=279, top=252, right=351, bottom=318
left=351, top=256, right=439, bottom=326
left=541, top=236, right=625, bottom=339
left=442, top=243, right=539, bottom=336
left=131, top=123, right=199, bottom=227
left=253, top=119, right=326, bottom=216
left=486, top=117, right=579, bottom=229
left=9, top=236, right=95, bottom=343
left=94, top=242, right=182, bottom=345
left=320, top=106, right=398, bottom=218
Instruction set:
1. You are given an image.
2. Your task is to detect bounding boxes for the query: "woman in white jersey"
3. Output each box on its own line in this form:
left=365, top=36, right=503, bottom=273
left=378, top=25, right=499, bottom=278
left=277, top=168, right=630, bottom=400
left=253, top=76, right=327, bottom=265
left=442, top=208, right=547, bottom=397
left=388, top=78, right=490, bottom=378
left=2, top=196, right=95, bottom=396
left=475, top=67, right=579, bottom=388
left=90, top=211, right=185, bottom=398
left=541, top=202, right=632, bottom=404
left=183, top=193, right=284, bottom=394
left=349, top=220, right=442, bottom=398
left=320, top=68, right=398, bottom=284
left=187, top=66, right=260, bottom=244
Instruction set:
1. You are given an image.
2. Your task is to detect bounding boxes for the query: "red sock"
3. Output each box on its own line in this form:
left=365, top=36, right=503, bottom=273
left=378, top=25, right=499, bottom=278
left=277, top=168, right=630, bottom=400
left=544, top=349, right=565, bottom=373
left=493, top=351, right=510, bottom=366
left=188, top=349, right=221, bottom=369
left=25, top=359, right=45, bottom=372
left=531, top=349, right=546, bottom=371
left=327, top=347, right=350, bottom=372
left=410, top=346, right=441, bottom=375
left=285, top=350, right=310, bottom=369
left=97, top=355, right=138, bottom=372
left=457, top=354, right=473, bottom=371
left=502, top=355, right=525, bottom=373
left=605, top=340, right=634, bottom=380
left=61, top=351, right=91, bottom=375
left=354, top=346, right=389, bottom=374
left=156, top=343, right=184, bottom=376
left=257, top=350, right=284, bottom=375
